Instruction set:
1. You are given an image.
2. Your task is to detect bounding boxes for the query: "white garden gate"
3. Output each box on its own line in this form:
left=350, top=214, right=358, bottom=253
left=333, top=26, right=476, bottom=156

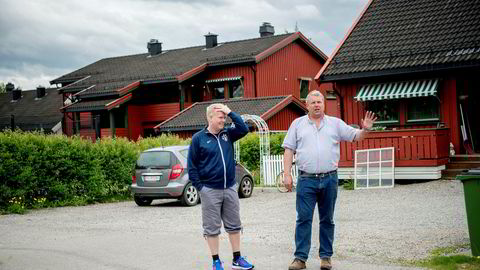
left=234, top=114, right=270, bottom=184
left=262, top=155, right=298, bottom=186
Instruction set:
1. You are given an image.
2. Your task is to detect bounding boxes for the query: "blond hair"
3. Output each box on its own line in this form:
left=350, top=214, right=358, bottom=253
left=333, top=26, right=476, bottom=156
left=206, top=103, right=223, bottom=119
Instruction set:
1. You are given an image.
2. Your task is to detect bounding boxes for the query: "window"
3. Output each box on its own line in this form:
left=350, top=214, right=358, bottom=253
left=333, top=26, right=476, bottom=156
left=300, top=79, right=310, bottom=99
left=210, top=82, right=225, bottom=99
left=407, top=97, right=439, bottom=122
left=207, top=78, right=244, bottom=99
left=228, top=80, right=244, bottom=98
left=136, top=151, right=172, bottom=169
left=367, top=100, right=399, bottom=124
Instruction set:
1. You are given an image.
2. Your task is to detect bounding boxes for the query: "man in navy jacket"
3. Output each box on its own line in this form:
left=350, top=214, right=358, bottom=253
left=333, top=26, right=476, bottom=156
left=188, top=103, right=254, bottom=270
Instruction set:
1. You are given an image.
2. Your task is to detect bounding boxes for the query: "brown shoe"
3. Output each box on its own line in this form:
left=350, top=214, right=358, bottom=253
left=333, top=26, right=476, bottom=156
left=288, top=258, right=306, bottom=270
left=320, top=257, right=332, bottom=270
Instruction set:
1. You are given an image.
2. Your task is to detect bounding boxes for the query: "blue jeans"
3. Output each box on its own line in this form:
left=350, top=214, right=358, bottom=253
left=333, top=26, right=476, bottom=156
left=294, top=173, right=338, bottom=261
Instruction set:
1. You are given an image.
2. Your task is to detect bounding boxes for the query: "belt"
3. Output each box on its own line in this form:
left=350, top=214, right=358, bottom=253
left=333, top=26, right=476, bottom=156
left=298, top=170, right=337, bottom=179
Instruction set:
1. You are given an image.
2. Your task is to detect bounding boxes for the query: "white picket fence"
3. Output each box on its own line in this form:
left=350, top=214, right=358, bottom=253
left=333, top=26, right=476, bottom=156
left=262, top=155, right=298, bottom=186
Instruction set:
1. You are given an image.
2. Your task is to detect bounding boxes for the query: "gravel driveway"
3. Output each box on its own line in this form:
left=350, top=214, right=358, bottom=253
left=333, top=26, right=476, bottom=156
left=0, top=180, right=469, bottom=269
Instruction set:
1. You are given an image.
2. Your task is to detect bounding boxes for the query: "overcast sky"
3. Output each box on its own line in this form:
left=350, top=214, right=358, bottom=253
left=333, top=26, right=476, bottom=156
left=0, top=0, right=368, bottom=90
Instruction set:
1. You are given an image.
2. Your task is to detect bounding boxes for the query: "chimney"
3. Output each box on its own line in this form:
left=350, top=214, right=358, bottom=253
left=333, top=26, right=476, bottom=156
left=12, top=88, right=22, bottom=101
left=36, top=86, right=46, bottom=99
left=6, top=82, right=14, bottom=92
left=259, top=22, right=275, bottom=37
left=147, top=39, right=162, bottom=55
left=205, top=33, right=218, bottom=49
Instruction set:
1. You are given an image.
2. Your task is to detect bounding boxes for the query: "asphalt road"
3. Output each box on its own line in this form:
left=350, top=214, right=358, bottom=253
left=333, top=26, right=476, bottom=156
left=0, top=180, right=469, bottom=270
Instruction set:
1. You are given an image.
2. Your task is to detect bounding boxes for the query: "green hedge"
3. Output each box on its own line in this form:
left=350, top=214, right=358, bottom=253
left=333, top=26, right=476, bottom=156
left=0, top=130, right=188, bottom=214
left=0, top=130, right=281, bottom=214
left=238, top=132, right=286, bottom=171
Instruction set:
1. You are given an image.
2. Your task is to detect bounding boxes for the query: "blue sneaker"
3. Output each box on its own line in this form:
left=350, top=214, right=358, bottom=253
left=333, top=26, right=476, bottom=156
left=213, top=259, right=224, bottom=270
left=232, top=256, right=254, bottom=269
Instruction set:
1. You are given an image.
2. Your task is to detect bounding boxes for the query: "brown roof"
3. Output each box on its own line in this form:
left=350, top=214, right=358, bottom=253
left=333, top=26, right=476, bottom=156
left=155, top=96, right=306, bottom=132
left=317, top=0, right=480, bottom=81
left=52, top=33, right=326, bottom=99
left=0, top=88, right=63, bottom=131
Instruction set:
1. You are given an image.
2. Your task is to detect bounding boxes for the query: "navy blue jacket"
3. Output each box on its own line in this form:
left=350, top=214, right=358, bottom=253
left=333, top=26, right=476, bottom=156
left=187, top=112, right=249, bottom=190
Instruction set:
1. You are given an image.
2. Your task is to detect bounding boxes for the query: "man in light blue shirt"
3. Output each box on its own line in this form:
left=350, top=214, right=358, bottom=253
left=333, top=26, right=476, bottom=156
left=283, top=90, right=376, bottom=270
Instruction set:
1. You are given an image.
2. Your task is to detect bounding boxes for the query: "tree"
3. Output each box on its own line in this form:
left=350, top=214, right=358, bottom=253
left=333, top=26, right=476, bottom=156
left=0, top=82, right=5, bottom=93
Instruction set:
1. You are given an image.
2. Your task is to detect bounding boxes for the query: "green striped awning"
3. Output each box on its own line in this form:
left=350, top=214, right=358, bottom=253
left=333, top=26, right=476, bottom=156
left=205, top=76, right=242, bottom=83
left=354, top=79, right=439, bottom=101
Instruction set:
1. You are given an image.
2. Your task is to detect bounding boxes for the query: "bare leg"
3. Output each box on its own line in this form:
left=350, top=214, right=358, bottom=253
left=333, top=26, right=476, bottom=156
left=229, top=231, right=240, bottom=252
left=206, top=235, right=220, bottom=255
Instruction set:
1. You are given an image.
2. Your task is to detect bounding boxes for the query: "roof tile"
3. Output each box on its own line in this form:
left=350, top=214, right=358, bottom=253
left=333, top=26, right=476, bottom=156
left=322, top=0, right=480, bottom=80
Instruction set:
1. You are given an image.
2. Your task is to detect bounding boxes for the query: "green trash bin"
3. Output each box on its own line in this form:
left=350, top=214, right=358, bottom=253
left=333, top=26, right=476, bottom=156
left=457, top=168, right=480, bottom=257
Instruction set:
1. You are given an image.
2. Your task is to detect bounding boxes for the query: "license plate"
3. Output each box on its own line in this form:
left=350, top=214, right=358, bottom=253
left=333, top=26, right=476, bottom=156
left=144, top=175, right=161, bottom=181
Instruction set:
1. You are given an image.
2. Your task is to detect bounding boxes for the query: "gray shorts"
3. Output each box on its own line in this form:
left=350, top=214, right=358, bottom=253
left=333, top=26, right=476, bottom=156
left=199, top=184, right=242, bottom=236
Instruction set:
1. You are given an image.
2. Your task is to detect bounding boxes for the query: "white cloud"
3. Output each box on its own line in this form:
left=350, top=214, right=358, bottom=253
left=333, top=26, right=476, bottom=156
left=295, top=4, right=321, bottom=19
left=0, top=0, right=369, bottom=89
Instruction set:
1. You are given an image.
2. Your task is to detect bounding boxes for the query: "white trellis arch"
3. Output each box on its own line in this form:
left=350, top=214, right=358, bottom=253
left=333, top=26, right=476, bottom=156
left=234, top=114, right=270, bottom=184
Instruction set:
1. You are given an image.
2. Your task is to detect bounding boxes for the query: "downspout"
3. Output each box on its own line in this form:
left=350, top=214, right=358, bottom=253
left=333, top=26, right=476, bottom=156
left=250, top=65, right=257, bottom=97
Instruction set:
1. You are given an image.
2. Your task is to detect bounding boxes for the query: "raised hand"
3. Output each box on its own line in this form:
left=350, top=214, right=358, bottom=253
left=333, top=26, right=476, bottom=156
left=361, top=111, right=377, bottom=130
left=214, top=104, right=231, bottom=115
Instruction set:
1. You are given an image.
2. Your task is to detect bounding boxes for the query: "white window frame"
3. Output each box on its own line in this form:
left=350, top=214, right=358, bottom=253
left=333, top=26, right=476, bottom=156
left=354, top=147, right=395, bottom=189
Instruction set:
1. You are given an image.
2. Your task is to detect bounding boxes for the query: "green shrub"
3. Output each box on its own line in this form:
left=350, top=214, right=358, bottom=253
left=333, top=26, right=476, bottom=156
left=238, top=132, right=286, bottom=171
left=0, top=129, right=285, bottom=214
left=0, top=130, right=192, bottom=214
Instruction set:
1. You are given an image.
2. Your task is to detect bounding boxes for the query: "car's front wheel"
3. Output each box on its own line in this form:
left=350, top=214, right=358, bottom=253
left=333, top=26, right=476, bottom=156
left=134, top=196, right=153, bottom=206
left=181, top=182, right=199, bottom=206
left=238, top=176, right=253, bottom=198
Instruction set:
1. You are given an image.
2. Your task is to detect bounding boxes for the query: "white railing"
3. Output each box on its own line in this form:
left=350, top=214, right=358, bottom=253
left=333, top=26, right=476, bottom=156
left=262, top=155, right=298, bottom=186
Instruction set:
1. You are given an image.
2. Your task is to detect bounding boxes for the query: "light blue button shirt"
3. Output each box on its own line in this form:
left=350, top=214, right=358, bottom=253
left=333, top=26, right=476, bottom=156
left=282, top=115, right=359, bottom=173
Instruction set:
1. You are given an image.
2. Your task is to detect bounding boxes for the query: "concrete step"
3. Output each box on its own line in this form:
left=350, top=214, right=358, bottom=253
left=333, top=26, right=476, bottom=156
left=450, top=155, right=480, bottom=162
left=442, top=169, right=470, bottom=179
left=442, top=170, right=462, bottom=179
left=446, top=160, right=480, bottom=170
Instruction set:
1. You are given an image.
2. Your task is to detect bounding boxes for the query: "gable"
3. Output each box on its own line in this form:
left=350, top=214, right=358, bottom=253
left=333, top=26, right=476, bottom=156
left=155, top=95, right=306, bottom=132
left=318, top=0, right=480, bottom=81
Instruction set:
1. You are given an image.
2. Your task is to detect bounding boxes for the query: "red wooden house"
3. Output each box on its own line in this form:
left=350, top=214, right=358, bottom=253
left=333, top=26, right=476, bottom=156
left=316, top=0, right=480, bottom=179
left=52, top=23, right=327, bottom=140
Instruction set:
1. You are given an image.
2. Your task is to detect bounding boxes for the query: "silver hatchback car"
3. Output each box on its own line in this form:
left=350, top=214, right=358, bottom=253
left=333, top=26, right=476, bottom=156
left=130, top=145, right=254, bottom=206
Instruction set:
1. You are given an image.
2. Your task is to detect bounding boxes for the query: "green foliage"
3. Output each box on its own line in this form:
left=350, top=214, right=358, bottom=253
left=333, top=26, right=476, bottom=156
left=342, top=179, right=355, bottom=190
left=415, top=255, right=480, bottom=270
left=0, top=130, right=191, bottom=214
left=404, top=243, right=480, bottom=270
left=238, top=132, right=286, bottom=171
left=0, top=82, right=5, bottom=93
left=0, top=129, right=284, bottom=214
left=135, top=133, right=190, bottom=152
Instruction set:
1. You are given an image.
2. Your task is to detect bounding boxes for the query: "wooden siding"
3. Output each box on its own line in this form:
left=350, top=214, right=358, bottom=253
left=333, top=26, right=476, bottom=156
left=127, top=103, right=192, bottom=140
left=332, top=78, right=461, bottom=154
left=256, top=42, right=323, bottom=98
left=101, top=128, right=128, bottom=138
left=63, top=112, right=74, bottom=136
left=79, top=129, right=96, bottom=141
left=441, top=78, right=460, bottom=154
left=266, top=105, right=305, bottom=131
left=339, top=128, right=450, bottom=167
left=206, top=66, right=255, bottom=98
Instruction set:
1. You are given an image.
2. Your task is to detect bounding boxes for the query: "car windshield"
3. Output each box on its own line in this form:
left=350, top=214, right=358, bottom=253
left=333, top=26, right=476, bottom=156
left=136, top=151, right=171, bottom=169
